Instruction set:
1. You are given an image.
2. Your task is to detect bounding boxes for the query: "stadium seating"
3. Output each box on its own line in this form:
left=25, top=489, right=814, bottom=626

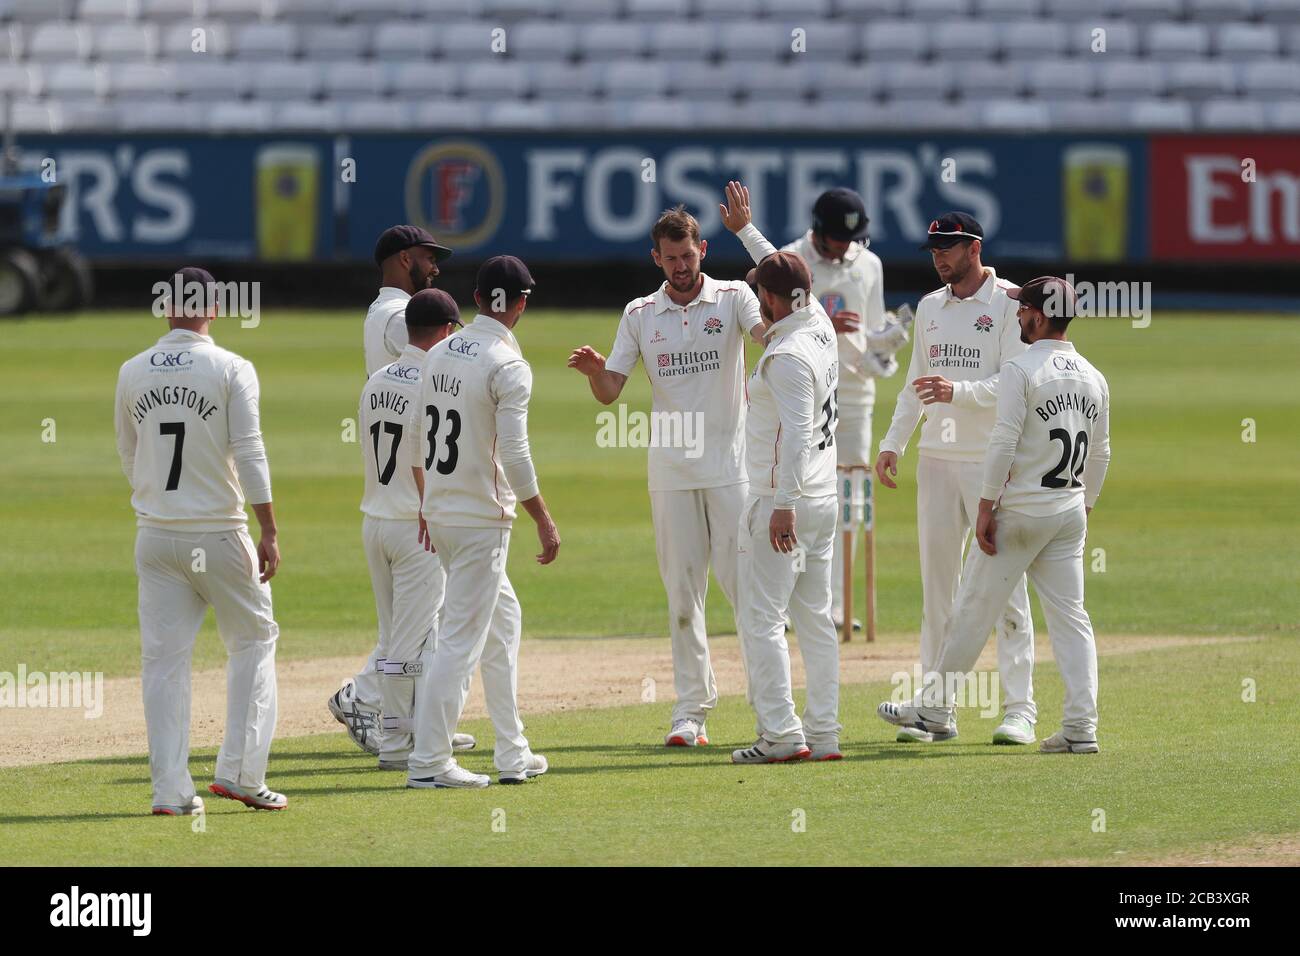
left=0, top=0, right=1295, bottom=131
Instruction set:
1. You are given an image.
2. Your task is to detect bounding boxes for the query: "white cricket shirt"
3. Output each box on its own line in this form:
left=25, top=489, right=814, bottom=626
left=981, top=339, right=1112, bottom=517
left=418, top=314, right=538, bottom=529
left=879, top=267, right=1026, bottom=463
left=359, top=344, right=427, bottom=521
left=745, top=305, right=840, bottom=507
left=115, top=328, right=271, bottom=531
left=605, top=274, right=762, bottom=493
left=782, top=230, right=886, bottom=408
left=364, top=287, right=411, bottom=376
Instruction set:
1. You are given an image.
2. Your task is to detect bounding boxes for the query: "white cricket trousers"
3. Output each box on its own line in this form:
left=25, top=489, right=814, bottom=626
left=409, top=525, right=531, bottom=776
left=737, top=493, right=840, bottom=744
left=648, top=483, right=745, bottom=725
left=922, top=501, right=1099, bottom=738
left=361, top=516, right=445, bottom=761
left=831, top=404, right=872, bottom=620
left=916, top=455, right=1036, bottom=720
left=135, top=526, right=278, bottom=808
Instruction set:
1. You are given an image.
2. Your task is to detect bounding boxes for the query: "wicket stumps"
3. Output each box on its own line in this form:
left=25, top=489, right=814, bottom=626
left=840, top=466, right=876, bottom=644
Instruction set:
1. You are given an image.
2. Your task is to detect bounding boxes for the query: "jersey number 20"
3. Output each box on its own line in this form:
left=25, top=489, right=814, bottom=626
left=1041, top=428, right=1089, bottom=489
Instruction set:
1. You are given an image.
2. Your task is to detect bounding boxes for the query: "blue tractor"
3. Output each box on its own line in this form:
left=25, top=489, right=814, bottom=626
left=0, top=139, right=93, bottom=317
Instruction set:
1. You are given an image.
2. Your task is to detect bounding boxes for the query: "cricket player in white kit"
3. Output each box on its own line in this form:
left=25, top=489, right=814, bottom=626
left=720, top=183, right=843, bottom=764
left=886, top=277, right=1111, bottom=753
left=783, top=189, right=909, bottom=630
left=569, top=206, right=766, bottom=749
left=115, top=267, right=284, bottom=814
left=331, top=225, right=475, bottom=756
left=353, top=289, right=464, bottom=771
left=875, top=213, right=1038, bottom=745
left=408, top=256, right=559, bottom=790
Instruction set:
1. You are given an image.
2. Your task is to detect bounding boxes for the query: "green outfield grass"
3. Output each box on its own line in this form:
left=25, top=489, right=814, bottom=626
left=1, top=636, right=1295, bottom=867
left=1, top=311, right=1298, bottom=680
left=1, top=309, right=1297, bottom=866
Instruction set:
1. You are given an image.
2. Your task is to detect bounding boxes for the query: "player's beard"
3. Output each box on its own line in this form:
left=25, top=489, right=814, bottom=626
left=938, top=254, right=972, bottom=287
left=409, top=262, right=434, bottom=290
left=668, top=269, right=700, bottom=295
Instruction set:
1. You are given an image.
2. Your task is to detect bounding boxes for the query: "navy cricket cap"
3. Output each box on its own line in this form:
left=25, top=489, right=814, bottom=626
left=405, top=288, right=462, bottom=329
left=476, top=255, right=535, bottom=303
left=812, top=187, right=870, bottom=242
left=920, top=212, right=984, bottom=250
left=373, top=224, right=453, bottom=267
left=1007, top=276, right=1078, bottom=320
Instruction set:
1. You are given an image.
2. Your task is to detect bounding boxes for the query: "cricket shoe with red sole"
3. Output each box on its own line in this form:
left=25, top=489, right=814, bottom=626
left=806, top=734, right=843, bottom=760
left=665, top=718, right=708, bottom=747
left=209, top=779, right=288, bottom=810
left=731, top=738, right=811, bottom=764
left=152, top=795, right=204, bottom=816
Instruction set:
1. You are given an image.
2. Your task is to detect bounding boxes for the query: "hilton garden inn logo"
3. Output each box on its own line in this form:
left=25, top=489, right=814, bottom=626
left=50, top=886, right=151, bottom=936
left=0, top=665, right=103, bottom=719
left=595, top=404, right=704, bottom=459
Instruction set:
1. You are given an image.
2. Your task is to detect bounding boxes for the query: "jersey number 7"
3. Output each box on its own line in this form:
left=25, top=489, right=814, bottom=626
left=160, top=422, right=185, bottom=491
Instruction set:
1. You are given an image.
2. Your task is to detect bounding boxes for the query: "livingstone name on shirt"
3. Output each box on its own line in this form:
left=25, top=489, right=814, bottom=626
left=130, top=385, right=220, bottom=424
left=595, top=404, right=705, bottom=459
left=655, top=349, right=722, bottom=376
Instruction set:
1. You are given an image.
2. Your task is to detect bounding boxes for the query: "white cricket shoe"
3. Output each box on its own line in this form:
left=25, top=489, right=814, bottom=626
left=499, top=753, right=548, bottom=785
left=1039, top=731, right=1099, bottom=754
left=327, top=679, right=381, bottom=755
left=406, top=763, right=490, bottom=789
left=453, top=732, right=477, bottom=751
left=992, top=713, right=1036, bottom=745
left=665, top=718, right=708, bottom=747
left=209, top=779, right=287, bottom=810
left=806, top=734, right=843, bottom=761
left=731, top=737, right=811, bottom=764
left=152, top=795, right=204, bottom=816
left=877, top=700, right=958, bottom=742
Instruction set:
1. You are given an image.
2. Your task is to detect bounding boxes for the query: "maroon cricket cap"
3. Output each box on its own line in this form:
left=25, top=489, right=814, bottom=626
left=405, top=288, right=462, bottom=329
left=1007, top=276, right=1078, bottom=319
left=754, top=251, right=812, bottom=300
